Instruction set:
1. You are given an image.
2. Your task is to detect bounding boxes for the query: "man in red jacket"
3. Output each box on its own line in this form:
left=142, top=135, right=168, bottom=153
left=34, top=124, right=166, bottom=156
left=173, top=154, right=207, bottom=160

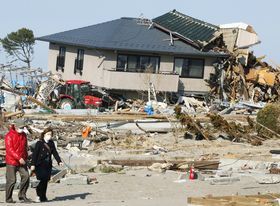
left=5, top=119, right=32, bottom=203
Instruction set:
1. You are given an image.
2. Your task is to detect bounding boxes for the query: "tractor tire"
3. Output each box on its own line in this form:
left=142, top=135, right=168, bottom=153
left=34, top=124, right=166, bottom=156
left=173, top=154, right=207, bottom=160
left=59, top=98, right=74, bottom=110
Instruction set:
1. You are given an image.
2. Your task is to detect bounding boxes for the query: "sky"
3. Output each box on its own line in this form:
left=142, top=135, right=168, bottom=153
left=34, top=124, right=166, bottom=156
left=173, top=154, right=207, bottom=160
left=0, top=0, right=279, bottom=70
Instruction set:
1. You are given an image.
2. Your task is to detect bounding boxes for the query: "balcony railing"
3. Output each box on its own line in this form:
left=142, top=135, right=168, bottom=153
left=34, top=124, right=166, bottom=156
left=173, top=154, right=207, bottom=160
left=102, top=69, right=179, bottom=92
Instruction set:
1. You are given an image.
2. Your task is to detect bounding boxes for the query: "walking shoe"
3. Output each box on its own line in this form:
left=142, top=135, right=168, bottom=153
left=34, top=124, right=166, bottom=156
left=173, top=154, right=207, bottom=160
left=35, top=196, right=41, bottom=203
left=19, top=197, right=33, bottom=203
left=40, top=197, right=48, bottom=202
left=6, top=199, right=16, bottom=203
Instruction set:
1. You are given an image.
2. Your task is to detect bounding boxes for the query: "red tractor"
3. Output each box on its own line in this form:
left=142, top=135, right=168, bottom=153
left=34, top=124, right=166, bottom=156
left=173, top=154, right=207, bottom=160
left=50, top=80, right=114, bottom=109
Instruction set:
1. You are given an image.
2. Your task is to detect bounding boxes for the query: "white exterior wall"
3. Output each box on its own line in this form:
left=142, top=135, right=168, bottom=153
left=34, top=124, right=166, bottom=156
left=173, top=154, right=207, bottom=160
left=48, top=43, right=115, bottom=86
left=48, top=43, right=216, bottom=93
left=178, top=57, right=215, bottom=93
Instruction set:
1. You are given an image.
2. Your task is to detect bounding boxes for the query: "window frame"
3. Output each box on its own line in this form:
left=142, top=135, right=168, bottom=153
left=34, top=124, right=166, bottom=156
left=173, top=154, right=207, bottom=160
left=116, top=54, right=160, bottom=73
left=74, top=49, right=84, bottom=75
left=116, top=55, right=128, bottom=71
left=173, top=57, right=205, bottom=79
left=56, top=46, right=66, bottom=72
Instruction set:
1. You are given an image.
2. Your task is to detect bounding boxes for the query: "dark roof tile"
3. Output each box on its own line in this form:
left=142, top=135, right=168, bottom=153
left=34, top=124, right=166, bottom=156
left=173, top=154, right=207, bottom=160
left=37, top=17, right=224, bottom=57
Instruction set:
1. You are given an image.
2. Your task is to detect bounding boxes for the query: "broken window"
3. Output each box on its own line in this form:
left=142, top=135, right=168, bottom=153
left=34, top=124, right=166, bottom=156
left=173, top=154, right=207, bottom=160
left=56, top=46, right=66, bottom=72
left=174, top=58, right=204, bottom=78
left=117, top=54, right=160, bottom=73
left=74, top=49, right=84, bottom=75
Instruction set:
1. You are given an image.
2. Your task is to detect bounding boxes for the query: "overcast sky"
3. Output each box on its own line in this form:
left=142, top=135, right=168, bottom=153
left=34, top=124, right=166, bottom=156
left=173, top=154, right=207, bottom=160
left=0, top=0, right=279, bottom=70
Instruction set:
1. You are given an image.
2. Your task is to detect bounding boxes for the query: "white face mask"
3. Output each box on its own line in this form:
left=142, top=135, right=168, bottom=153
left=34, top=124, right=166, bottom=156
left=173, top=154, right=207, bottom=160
left=23, top=127, right=29, bottom=134
left=16, top=128, right=24, bottom=133
left=44, top=132, right=52, bottom=142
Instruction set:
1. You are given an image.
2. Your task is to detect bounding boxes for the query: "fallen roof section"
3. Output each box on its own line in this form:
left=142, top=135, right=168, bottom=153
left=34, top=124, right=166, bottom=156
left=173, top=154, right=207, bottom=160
left=153, top=9, right=220, bottom=46
left=220, top=22, right=257, bottom=34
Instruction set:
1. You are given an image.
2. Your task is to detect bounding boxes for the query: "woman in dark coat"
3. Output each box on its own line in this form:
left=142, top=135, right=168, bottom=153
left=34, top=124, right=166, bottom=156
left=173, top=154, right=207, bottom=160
left=30, top=127, right=63, bottom=202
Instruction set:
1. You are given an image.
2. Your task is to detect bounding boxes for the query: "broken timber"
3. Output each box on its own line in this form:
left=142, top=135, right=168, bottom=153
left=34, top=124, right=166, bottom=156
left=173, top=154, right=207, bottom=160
left=0, top=86, right=56, bottom=113
left=23, top=113, right=171, bottom=122
left=188, top=193, right=280, bottom=206
left=102, top=159, right=220, bottom=170
left=3, top=111, right=24, bottom=119
left=50, top=169, right=68, bottom=183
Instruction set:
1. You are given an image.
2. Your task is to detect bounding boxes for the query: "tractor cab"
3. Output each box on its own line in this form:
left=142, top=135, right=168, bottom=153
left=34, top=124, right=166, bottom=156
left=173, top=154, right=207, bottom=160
left=57, top=80, right=103, bottom=109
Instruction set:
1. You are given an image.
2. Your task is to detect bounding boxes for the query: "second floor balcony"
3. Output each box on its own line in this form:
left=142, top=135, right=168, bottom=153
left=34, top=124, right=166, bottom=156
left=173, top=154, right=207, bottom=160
left=102, top=69, right=179, bottom=92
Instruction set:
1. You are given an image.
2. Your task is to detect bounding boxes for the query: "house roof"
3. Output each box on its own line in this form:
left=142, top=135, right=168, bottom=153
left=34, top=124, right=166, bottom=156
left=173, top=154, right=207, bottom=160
left=153, top=10, right=219, bottom=44
left=37, top=17, right=225, bottom=57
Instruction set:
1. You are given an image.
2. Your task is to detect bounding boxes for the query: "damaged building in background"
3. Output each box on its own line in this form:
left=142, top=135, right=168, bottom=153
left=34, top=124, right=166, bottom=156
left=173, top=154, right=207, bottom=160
left=220, top=22, right=260, bottom=65
left=37, top=10, right=277, bottom=103
left=2, top=10, right=278, bottom=112
left=37, top=9, right=276, bottom=103
left=207, top=22, right=279, bottom=103
left=37, top=10, right=228, bottom=99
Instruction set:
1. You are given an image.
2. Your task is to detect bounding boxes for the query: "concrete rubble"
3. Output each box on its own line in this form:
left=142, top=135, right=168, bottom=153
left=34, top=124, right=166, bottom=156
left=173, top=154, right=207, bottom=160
left=59, top=174, right=90, bottom=185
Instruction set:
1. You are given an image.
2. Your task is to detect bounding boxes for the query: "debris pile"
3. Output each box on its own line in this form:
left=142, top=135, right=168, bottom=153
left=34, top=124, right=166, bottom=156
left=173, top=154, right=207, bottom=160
left=207, top=52, right=280, bottom=103
left=174, top=105, right=278, bottom=145
left=188, top=193, right=280, bottom=206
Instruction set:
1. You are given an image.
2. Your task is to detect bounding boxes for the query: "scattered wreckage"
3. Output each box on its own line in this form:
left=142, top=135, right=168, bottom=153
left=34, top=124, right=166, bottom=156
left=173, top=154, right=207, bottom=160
left=203, top=23, right=279, bottom=104
left=1, top=73, right=125, bottom=112
left=1, top=21, right=279, bottom=113
left=34, top=74, right=124, bottom=110
left=207, top=53, right=280, bottom=104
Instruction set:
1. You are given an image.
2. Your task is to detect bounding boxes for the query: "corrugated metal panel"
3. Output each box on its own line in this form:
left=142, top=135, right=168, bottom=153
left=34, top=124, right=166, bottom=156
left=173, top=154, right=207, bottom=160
left=153, top=10, right=218, bottom=43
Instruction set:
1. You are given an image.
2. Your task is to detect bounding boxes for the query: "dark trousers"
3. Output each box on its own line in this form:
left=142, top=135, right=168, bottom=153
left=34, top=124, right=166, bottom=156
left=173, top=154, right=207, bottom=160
left=36, top=180, right=48, bottom=201
left=6, top=164, right=30, bottom=202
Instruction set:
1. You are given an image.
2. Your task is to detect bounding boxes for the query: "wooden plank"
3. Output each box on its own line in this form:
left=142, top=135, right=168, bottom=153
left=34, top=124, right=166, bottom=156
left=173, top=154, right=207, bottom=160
left=23, top=113, right=170, bottom=122
left=0, top=86, right=57, bottom=113
left=23, top=112, right=255, bottom=123
left=4, top=111, right=24, bottom=118
left=50, top=169, right=68, bottom=183
left=186, top=113, right=209, bottom=140
left=188, top=194, right=280, bottom=206
left=27, top=96, right=57, bottom=113
left=102, top=159, right=219, bottom=170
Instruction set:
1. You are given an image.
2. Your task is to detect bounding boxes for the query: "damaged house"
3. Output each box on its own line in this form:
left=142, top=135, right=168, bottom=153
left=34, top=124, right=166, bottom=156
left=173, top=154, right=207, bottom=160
left=37, top=10, right=259, bottom=99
